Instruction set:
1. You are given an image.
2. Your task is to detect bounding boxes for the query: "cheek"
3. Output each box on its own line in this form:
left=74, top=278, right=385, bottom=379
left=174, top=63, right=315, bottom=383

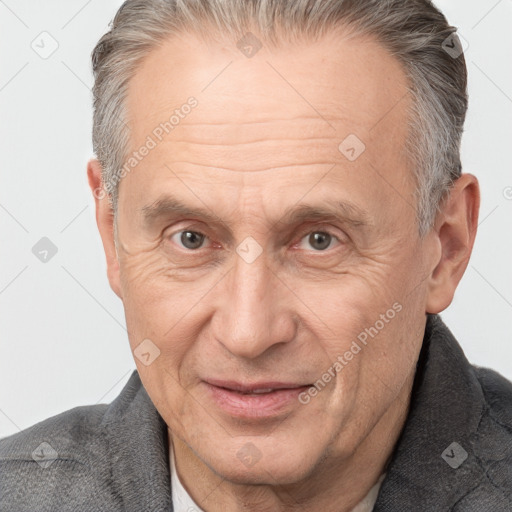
left=303, top=258, right=420, bottom=381
left=295, top=274, right=401, bottom=384
left=118, top=249, right=217, bottom=361
left=300, top=263, right=400, bottom=330
left=119, top=252, right=199, bottom=410
left=118, top=249, right=179, bottom=344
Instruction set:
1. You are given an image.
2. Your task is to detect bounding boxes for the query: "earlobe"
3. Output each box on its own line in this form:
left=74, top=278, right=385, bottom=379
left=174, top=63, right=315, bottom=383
left=87, top=159, right=123, bottom=299
left=425, top=174, right=480, bottom=314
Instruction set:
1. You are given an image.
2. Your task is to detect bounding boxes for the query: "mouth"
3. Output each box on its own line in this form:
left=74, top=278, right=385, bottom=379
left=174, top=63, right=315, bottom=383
left=203, top=379, right=312, bottom=418
left=205, top=379, right=311, bottom=392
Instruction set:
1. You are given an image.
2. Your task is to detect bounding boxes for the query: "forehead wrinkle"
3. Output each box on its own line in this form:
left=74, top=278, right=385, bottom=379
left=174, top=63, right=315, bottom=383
left=145, top=129, right=352, bottom=174
left=164, top=161, right=338, bottom=173
left=168, top=134, right=335, bottom=146
left=128, top=113, right=362, bottom=152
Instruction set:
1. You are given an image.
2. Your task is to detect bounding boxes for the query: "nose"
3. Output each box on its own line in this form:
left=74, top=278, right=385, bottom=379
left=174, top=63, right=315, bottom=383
left=211, top=243, right=298, bottom=360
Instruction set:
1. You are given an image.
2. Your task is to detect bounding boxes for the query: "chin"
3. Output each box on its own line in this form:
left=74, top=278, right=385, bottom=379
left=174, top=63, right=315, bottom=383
left=207, top=449, right=316, bottom=486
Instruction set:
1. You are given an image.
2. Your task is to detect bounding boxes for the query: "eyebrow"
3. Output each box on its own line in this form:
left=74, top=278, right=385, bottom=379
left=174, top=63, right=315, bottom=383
left=141, top=195, right=371, bottom=231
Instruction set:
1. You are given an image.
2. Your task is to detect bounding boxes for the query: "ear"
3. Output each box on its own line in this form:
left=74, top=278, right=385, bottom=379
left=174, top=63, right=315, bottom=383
left=87, top=159, right=122, bottom=299
left=426, top=173, right=480, bottom=313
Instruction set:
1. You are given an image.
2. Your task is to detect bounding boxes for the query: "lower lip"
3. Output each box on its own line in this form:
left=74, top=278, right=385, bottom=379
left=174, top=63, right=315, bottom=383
left=204, top=383, right=311, bottom=418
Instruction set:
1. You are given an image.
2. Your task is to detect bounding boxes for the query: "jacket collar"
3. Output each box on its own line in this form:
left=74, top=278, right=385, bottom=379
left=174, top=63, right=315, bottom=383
left=374, top=314, right=485, bottom=510
left=101, top=370, right=172, bottom=511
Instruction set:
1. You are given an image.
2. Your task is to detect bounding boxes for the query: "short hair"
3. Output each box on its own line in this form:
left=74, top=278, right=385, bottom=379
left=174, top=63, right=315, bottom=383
left=91, top=0, right=467, bottom=235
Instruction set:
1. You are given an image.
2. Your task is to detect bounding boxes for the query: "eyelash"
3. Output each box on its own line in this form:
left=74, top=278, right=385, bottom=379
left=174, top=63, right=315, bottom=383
left=168, top=226, right=344, bottom=253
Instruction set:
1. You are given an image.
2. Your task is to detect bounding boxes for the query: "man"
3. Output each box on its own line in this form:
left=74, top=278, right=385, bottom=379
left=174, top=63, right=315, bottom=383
left=1, top=0, right=511, bottom=510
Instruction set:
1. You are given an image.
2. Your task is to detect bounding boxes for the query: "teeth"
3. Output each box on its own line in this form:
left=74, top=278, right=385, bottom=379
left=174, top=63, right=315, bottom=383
left=244, top=388, right=274, bottom=394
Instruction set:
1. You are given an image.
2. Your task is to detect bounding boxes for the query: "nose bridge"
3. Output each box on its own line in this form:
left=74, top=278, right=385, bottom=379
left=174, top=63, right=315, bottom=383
left=214, top=245, right=295, bottom=359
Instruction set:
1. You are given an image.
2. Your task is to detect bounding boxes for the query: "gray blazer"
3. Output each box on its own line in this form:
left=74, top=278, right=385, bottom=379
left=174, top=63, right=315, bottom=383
left=1, top=315, right=511, bottom=511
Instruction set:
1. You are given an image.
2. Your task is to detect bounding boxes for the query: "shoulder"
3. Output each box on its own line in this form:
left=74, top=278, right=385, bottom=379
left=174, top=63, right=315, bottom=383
left=457, top=364, right=512, bottom=510
left=0, top=403, right=117, bottom=511
left=471, top=364, right=512, bottom=450
left=474, top=364, right=512, bottom=424
left=0, top=370, right=157, bottom=511
left=0, top=370, right=168, bottom=511
left=472, top=363, right=512, bottom=447
left=0, top=402, right=109, bottom=460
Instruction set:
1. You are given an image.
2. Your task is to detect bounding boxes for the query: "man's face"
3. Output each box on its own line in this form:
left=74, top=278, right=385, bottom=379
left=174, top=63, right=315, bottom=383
left=114, top=30, right=434, bottom=483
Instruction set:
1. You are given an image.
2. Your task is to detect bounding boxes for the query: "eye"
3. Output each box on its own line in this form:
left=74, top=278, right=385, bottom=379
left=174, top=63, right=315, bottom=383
left=170, top=230, right=208, bottom=250
left=167, top=227, right=344, bottom=253
left=296, top=230, right=342, bottom=252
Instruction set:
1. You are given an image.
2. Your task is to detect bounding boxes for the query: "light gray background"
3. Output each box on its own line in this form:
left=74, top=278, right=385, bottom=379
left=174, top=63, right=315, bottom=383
left=1, top=0, right=511, bottom=439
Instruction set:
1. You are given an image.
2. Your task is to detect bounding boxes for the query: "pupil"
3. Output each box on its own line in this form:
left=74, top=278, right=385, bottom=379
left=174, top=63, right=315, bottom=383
left=310, top=232, right=331, bottom=250
left=181, top=231, right=204, bottom=249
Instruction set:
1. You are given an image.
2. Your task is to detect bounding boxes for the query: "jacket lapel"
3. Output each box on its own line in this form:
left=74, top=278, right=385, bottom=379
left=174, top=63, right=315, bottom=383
left=101, top=371, right=173, bottom=511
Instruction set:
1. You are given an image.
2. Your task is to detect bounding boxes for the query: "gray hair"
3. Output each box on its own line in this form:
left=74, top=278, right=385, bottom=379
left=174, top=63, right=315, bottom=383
left=91, top=0, right=467, bottom=235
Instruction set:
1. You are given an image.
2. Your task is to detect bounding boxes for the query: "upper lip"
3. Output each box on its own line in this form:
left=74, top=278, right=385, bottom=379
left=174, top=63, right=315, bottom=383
left=205, top=379, right=309, bottom=393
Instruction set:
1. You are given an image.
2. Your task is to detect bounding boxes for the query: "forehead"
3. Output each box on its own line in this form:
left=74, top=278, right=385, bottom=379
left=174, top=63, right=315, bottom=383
left=125, top=28, right=411, bottom=150
left=120, top=28, right=414, bottom=231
